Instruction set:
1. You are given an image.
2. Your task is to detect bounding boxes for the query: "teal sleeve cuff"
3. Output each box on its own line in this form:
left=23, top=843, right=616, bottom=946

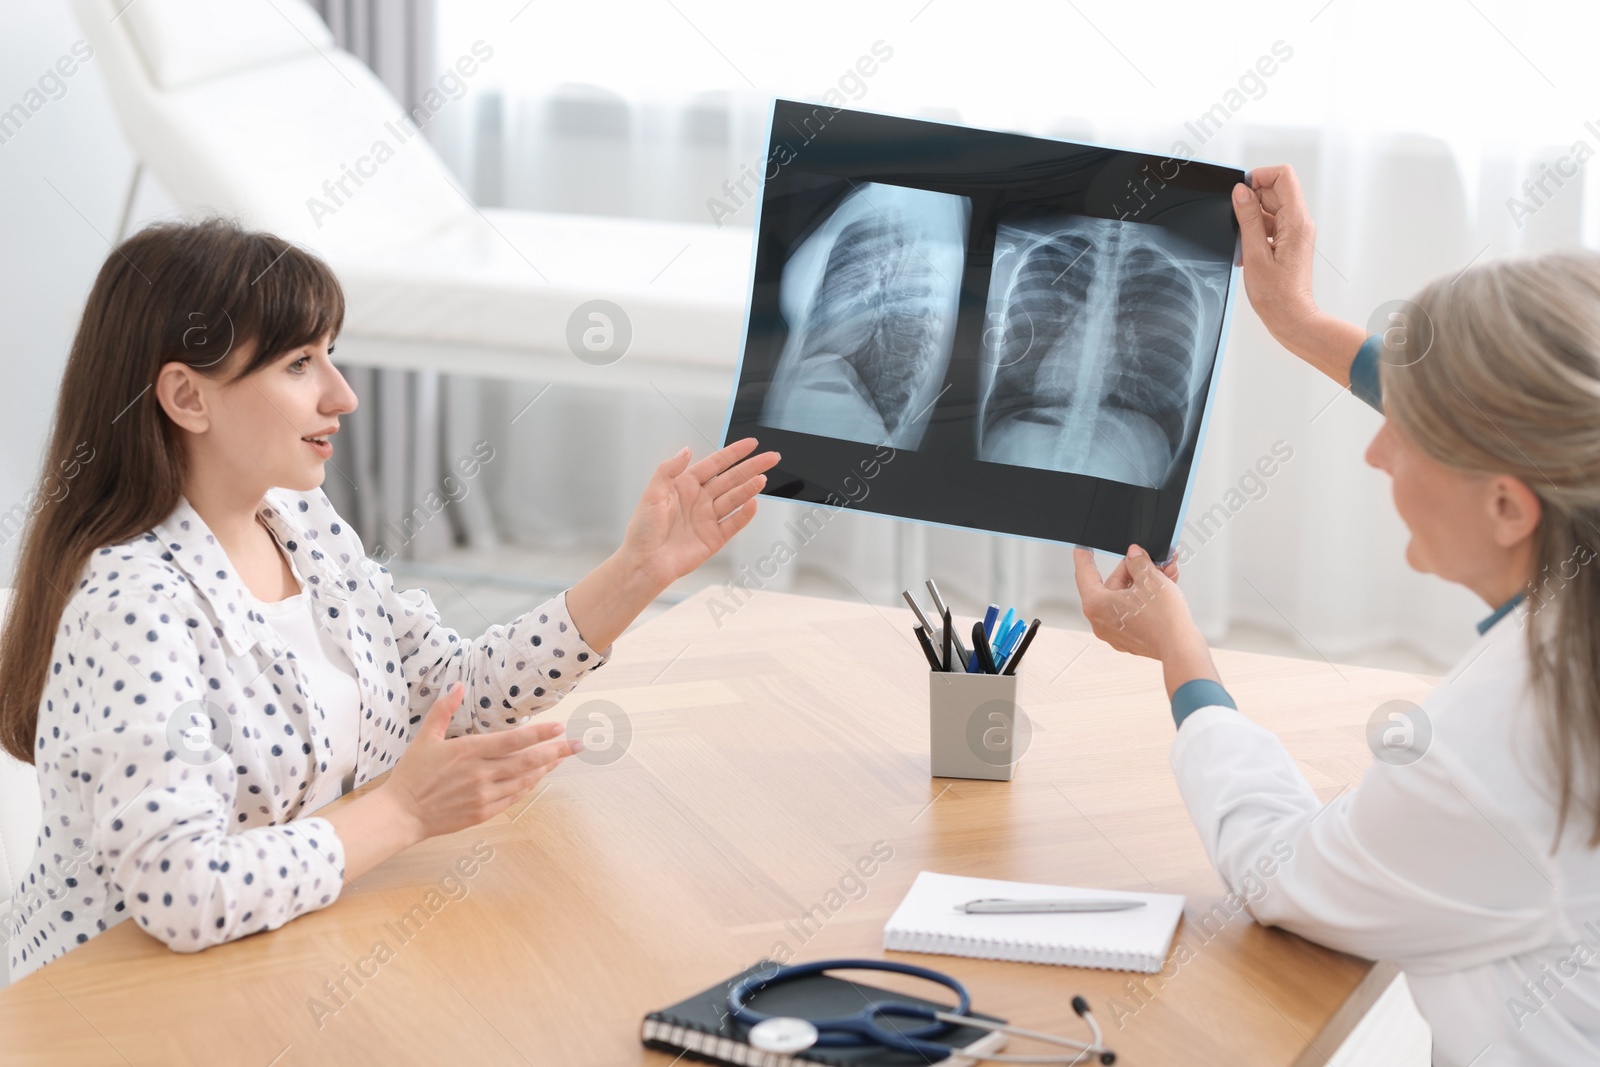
left=1171, top=678, right=1237, bottom=729
left=1349, top=334, right=1384, bottom=413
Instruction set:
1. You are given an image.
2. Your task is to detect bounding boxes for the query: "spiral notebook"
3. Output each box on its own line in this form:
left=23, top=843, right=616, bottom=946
left=883, top=871, right=1185, bottom=974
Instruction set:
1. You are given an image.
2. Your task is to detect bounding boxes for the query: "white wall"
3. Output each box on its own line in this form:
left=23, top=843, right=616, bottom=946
left=0, top=0, right=175, bottom=580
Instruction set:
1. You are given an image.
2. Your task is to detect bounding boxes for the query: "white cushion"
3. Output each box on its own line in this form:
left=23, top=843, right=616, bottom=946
left=122, top=0, right=335, bottom=90
left=70, top=0, right=750, bottom=367
left=73, top=0, right=467, bottom=256
left=112, top=46, right=470, bottom=257
left=332, top=210, right=752, bottom=367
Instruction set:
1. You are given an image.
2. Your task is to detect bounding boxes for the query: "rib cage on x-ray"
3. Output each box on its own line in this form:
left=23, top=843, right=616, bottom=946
left=762, top=183, right=968, bottom=450
left=978, top=216, right=1227, bottom=488
left=803, top=214, right=936, bottom=435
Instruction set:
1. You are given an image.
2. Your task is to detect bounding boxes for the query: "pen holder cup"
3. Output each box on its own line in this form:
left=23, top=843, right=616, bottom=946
left=929, top=670, right=1024, bottom=782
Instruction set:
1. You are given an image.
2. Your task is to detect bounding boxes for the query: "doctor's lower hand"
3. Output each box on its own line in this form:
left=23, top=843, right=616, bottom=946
left=1073, top=545, right=1224, bottom=702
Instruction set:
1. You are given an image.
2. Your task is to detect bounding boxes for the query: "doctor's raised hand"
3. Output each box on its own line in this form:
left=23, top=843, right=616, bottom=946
left=1230, top=163, right=1368, bottom=381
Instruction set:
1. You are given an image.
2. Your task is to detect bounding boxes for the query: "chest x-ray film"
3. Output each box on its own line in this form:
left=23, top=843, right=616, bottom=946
left=719, top=99, right=1244, bottom=561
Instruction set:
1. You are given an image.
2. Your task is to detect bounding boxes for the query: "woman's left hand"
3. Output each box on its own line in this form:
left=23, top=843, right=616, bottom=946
left=620, top=437, right=782, bottom=588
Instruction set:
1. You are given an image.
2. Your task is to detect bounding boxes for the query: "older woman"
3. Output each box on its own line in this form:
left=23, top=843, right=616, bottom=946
left=1075, top=164, right=1600, bottom=1066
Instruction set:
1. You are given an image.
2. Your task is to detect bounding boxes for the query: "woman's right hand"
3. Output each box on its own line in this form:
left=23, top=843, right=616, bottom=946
left=1232, top=164, right=1323, bottom=345
left=382, top=682, right=582, bottom=841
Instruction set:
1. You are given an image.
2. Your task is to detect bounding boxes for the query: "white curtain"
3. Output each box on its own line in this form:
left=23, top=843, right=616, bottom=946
left=415, top=0, right=1599, bottom=668
left=308, top=0, right=473, bottom=562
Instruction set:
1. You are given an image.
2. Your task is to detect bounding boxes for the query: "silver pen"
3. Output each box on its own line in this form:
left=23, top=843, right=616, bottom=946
left=958, top=898, right=1148, bottom=914
left=923, top=579, right=971, bottom=670
left=902, top=590, right=939, bottom=636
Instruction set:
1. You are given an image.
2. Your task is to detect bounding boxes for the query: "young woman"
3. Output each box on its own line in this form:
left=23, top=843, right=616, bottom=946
left=1, top=218, right=779, bottom=981
left=1075, top=164, right=1600, bottom=1065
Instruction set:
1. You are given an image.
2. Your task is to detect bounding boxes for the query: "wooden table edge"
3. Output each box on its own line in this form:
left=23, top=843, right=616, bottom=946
left=1297, top=959, right=1400, bottom=1065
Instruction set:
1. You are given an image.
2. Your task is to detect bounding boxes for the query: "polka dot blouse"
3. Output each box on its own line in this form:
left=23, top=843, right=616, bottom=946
left=7, top=487, right=611, bottom=981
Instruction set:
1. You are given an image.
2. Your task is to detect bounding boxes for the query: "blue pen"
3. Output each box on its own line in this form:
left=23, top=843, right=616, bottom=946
left=995, top=608, right=1016, bottom=649
left=995, top=619, right=1027, bottom=666
left=982, top=603, right=999, bottom=643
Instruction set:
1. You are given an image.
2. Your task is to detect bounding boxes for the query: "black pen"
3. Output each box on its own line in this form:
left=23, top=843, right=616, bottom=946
left=914, top=625, right=941, bottom=671
left=926, top=579, right=970, bottom=670
left=941, top=607, right=953, bottom=672
left=905, top=590, right=961, bottom=670
left=1000, top=618, right=1041, bottom=676
left=970, top=621, right=998, bottom=673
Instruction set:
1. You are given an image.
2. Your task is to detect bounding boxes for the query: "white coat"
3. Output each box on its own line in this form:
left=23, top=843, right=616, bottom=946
left=1172, top=596, right=1600, bottom=1065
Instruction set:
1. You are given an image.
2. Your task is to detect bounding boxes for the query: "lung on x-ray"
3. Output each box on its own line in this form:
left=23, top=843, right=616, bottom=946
left=762, top=183, right=970, bottom=451
left=720, top=99, right=1244, bottom=561
left=979, top=214, right=1230, bottom=488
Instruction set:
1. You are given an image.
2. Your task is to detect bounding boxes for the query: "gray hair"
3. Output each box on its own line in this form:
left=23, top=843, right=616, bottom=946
left=1382, top=248, right=1600, bottom=846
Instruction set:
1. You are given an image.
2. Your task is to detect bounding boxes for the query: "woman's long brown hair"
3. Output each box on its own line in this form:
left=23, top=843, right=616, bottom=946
left=0, top=217, right=344, bottom=764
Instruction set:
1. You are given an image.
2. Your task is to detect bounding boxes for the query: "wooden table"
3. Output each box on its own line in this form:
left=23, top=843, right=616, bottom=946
left=0, top=585, right=1435, bottom=1066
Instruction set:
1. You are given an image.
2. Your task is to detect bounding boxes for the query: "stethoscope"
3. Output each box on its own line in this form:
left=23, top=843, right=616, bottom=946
left=727, top=959, right=1116, bottom=1065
